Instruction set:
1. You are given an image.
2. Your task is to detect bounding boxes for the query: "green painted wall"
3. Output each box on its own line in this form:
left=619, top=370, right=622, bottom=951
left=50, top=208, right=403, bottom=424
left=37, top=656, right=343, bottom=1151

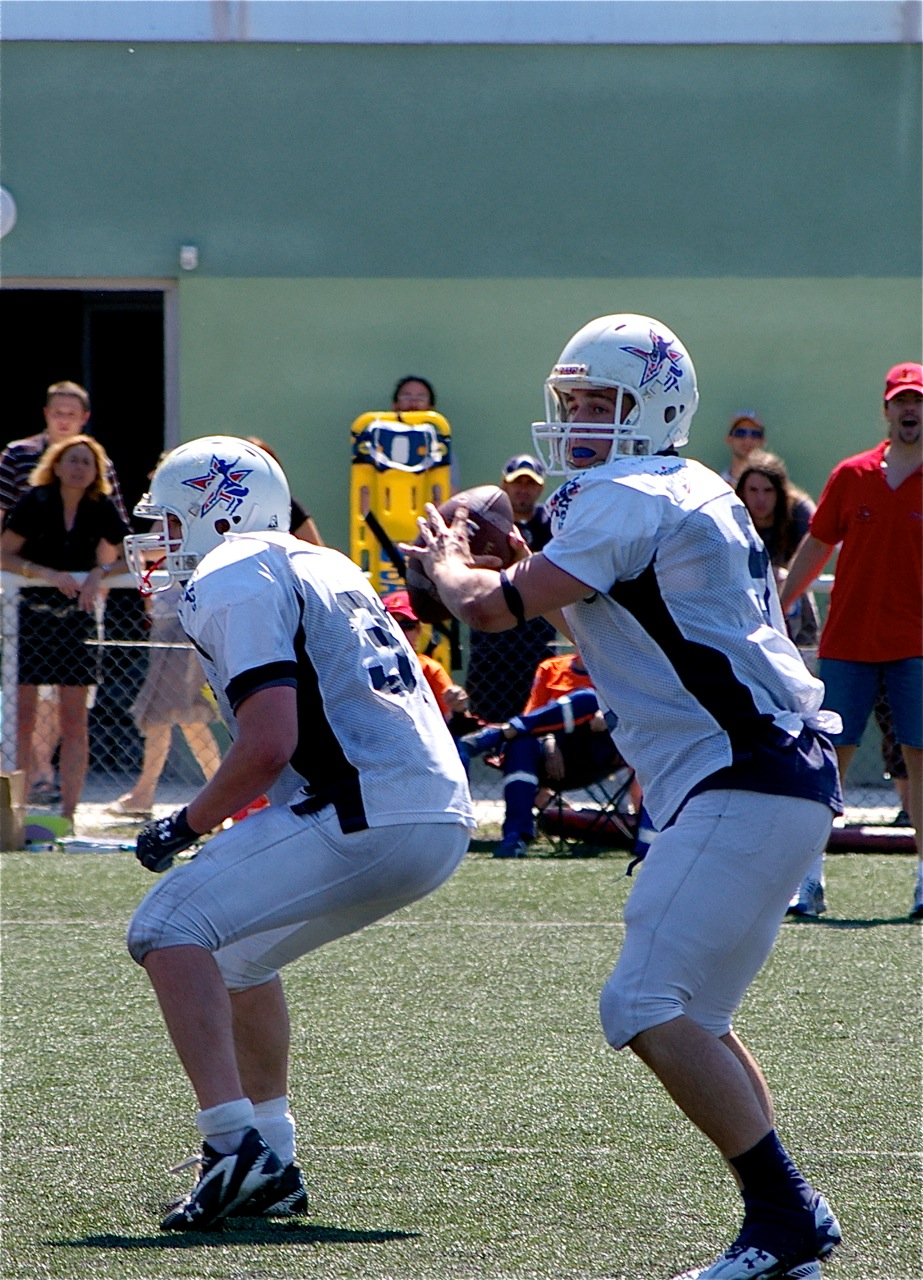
left=180, top=276, right=921, bottom=552
left=3, top=40, right=920, bottom=545
left=4, top=38, right=919, bottom=790
left=2, top=42, right=920, bottom=279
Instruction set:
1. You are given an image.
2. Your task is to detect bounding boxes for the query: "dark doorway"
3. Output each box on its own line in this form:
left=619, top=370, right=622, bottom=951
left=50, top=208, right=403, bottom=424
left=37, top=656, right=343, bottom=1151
left=1, top=288, right=166, bottom=515
left=1, top=287, right=167, bottom=783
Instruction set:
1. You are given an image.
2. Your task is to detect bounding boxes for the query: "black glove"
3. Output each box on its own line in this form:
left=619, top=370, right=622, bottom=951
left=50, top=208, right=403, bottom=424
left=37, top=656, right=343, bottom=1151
left=136, top=807, right=200, bottom=873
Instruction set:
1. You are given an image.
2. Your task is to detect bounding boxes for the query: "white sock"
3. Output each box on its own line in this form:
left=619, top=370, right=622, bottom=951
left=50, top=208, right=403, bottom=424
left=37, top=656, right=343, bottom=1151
left=805, top=852, right=825, bottom=887
left=253, top=1096, right=296, bottom=1166
left=195, top=1097, right=255, bottom=1155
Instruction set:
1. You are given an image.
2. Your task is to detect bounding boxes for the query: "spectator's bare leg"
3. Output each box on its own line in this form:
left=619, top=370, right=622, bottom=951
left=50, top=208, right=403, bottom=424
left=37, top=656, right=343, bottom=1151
left=31, top=690, right=60, bottom=786
left=57, top=685, right=89, bottom=820
left=16, top=685, right=39, bottom=790
left=833, top=744, right=856, bottom=800
left=901, top=745, right=922, bottom=856
left=121, top=724, right=172, bottom=811
left=180, top=722, right=222, bottom=785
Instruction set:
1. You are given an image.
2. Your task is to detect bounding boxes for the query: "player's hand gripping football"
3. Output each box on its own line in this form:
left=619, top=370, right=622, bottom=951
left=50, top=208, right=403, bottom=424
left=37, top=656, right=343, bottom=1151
left=136, top=807, right=200, bottom=873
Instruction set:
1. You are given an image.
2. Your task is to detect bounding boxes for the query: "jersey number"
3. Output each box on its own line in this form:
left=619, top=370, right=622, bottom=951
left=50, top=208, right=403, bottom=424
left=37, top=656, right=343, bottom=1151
left=335, top=590, right=419, bottom=697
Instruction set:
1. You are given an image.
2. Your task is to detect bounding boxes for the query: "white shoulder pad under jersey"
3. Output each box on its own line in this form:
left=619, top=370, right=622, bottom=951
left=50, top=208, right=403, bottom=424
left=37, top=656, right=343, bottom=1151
left=179, top=532, right=474, bottom=833
left=543, top=457, right=828, bottom=829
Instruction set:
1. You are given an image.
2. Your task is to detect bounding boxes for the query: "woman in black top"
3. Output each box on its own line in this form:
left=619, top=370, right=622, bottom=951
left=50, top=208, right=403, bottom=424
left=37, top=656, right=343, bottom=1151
left=1, top=434, right=131, bottom=820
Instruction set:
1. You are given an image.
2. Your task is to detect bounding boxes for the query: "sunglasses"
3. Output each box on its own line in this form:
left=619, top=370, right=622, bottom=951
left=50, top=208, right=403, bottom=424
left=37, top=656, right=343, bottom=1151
left=731, top=427, right=764, bottom=439
left=395, top=617, right=419, bottom=632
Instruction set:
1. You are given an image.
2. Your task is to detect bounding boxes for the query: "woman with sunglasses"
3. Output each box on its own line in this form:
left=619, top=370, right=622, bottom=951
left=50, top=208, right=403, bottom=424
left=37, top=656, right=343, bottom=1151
left=721, top=410, right=766, bottom=486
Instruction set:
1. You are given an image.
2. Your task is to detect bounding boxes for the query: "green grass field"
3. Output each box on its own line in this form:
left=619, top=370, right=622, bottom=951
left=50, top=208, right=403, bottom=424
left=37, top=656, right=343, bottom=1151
left=2, top=845, right=921, bottom=1280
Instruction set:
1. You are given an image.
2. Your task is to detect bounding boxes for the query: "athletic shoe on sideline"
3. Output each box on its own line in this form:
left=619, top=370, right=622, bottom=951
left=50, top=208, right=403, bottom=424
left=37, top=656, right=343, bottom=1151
left=493, top=834, right=529, bottom=859
left=237, top=1161, right=308, bottom=1216
left=910, top=881, right=923, bottom=920
left=160, top=1127, right=284, bottom=1231
left=786, top=878, right=827, bottom=918
left=459, top=725, right=506, bottom=758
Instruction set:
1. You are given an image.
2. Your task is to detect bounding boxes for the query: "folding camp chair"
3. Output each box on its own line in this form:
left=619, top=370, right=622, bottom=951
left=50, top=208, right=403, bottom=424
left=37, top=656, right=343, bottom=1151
left=536, top=764, right=638, bottom=856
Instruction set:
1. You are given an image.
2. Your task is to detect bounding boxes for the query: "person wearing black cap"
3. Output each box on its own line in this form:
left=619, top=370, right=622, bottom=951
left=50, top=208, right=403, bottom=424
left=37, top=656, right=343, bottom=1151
left=500, top=453, right=553, bottom=551
left=465, top=454, right=557, bottom=724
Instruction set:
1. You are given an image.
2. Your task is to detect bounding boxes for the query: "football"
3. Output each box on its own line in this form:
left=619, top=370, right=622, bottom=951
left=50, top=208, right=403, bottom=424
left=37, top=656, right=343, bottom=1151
left=406, top=484, right=516, bottom=624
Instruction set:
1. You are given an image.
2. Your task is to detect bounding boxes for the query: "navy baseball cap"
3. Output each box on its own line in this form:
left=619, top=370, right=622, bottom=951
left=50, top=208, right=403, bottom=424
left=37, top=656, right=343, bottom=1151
left=502, top=454, right=545, bottom=484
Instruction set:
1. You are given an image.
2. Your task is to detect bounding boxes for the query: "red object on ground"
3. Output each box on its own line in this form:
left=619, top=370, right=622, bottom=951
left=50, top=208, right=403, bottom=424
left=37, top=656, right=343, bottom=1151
left=230, top=795, right=270, bottom=823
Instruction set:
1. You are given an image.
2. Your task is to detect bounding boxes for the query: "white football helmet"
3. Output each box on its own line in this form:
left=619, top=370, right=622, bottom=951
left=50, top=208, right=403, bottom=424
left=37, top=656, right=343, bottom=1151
left=531, top=313, right=699, bottom=475
left=125, top=436, right=291, bottom=591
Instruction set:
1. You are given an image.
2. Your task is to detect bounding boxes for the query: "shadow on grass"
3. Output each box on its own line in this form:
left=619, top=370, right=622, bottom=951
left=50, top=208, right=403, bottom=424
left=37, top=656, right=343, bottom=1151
left=50, top=1223, right=420, bottom=1250
left=784, top=915, right=920, bottom=929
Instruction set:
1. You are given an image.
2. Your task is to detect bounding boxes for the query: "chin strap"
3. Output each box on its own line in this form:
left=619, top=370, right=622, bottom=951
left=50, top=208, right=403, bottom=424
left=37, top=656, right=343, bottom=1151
left=139, top=555, right=166, bottom=597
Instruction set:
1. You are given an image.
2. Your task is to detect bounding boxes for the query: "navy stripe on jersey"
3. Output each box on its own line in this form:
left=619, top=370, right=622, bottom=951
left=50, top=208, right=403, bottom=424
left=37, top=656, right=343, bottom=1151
left=222, top=632, right=368, bottom=832
left=609, top=560, right=764, bottom=745
left=226, top=660, right=298, bottom=711
left=288, top=613, right=368, bottom=833
left=189, top=635, right=214, bottom=664
left=609, top=561, right=842, bottom=815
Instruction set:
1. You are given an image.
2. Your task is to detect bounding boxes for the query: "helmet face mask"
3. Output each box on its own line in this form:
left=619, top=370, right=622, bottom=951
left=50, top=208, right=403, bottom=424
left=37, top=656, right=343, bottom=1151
left=531, top=314, right=699, bottom=477
left=125, top=436, right=291, bottom=592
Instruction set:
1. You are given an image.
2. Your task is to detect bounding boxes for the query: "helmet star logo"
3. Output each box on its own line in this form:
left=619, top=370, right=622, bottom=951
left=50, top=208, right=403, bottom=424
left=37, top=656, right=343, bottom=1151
left=621, top=330, right=685, bottom=392
left=182, top=455, right=253, bottom=517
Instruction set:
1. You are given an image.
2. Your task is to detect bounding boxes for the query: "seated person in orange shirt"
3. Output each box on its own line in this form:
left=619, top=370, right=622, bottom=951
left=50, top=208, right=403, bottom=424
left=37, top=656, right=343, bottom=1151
left=462, top=650, right=637, bottom=858
left=382, top=591, right=469, bottom=722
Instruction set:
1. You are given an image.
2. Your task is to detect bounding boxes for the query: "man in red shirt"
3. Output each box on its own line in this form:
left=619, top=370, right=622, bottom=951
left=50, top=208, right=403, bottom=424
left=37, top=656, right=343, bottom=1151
left=781, top=362, right=923, bottom=917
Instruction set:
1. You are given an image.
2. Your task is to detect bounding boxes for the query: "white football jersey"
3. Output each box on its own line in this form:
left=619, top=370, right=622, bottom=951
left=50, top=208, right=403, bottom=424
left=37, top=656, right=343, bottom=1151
left=178, top=531, right=474, bottom=833
left=543, top=455, right=839, bottom=830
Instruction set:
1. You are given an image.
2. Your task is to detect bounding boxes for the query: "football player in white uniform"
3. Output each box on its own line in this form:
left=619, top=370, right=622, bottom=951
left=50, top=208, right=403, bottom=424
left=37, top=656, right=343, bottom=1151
left=124, top=437, right=473, bottom=1232
left=405, top=316, right=843, bottom=1280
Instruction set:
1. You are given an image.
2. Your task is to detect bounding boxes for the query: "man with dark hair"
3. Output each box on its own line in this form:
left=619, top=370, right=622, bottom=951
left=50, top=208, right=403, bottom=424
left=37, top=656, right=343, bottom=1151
left=392, top=376, right=436, bottom=412
left=0, top=380, right=126, bottom=519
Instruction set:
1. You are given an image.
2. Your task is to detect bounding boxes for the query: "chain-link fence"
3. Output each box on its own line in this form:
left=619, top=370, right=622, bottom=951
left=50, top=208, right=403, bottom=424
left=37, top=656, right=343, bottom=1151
left=0, top=572, right=909, bottom=843
left=1, top=574, right=228, bottom=834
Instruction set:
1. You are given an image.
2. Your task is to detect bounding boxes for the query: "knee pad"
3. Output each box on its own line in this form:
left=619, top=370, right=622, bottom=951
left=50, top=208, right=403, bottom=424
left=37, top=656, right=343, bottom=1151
left=598, top=969, right=683, bottom=1051
left=126, top=885, right=217, bottom=964
left=126, top=908, right=156, bottom=965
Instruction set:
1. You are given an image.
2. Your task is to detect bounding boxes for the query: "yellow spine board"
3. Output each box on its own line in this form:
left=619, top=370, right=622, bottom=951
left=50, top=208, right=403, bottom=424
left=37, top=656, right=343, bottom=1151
left=350, top=410, right=454, bottom=673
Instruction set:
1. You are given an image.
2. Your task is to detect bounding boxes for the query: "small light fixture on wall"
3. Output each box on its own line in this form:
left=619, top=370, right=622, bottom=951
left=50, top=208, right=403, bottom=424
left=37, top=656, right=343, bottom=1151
left=0, top=186, right=17, bottom=238
left=179, top=244, right=199, bottom=271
